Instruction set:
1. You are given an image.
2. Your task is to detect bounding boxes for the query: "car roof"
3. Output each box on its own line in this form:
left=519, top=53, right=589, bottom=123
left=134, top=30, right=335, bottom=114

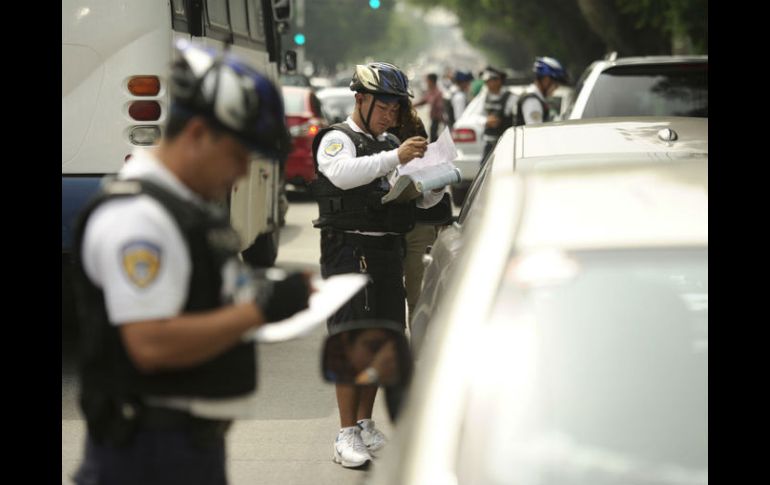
left=315, top=86, right=355, bottom=99
left=596, top=55, right=708, bottom=69
left=498, top=159, right=708, bottom=251
left=512, top=116, right=707, bottom=167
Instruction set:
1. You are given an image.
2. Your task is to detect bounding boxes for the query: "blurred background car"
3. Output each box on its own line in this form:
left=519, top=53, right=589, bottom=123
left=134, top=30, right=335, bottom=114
left=316, top=86, right=357, bottom=124
left=411, top=116, right=708, bottom=354
left=449, top=84, right=574, bottom=205
left=565, top=54, right=708, bottom=120
left=280, top=72, right=312, bottom=88
left=372, top=157, right=708, bottom=485
left=281, top=86, right=329, bottom=190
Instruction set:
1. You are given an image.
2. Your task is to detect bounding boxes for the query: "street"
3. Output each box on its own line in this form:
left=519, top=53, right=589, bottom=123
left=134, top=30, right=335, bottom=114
left=61, top=196, right=393, bottom=485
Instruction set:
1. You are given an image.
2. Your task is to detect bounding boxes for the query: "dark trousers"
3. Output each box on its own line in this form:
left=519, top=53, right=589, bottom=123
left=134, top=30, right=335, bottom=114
left=74, top=412, right=229, bottom=485
left=320, top=229, right=406, bottom=332
left=429, top=118, right=441, bottom=142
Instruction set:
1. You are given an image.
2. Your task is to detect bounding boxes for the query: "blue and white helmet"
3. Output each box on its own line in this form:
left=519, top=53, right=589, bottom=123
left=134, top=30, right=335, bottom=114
left=170, top=39, right=291, bottom=161
left=533, top=57, right=569, bottom=84
left=350, top=62, right=412, bottom=100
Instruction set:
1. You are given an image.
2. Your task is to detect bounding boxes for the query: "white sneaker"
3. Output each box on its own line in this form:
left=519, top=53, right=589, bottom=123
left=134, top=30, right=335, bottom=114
left=333, top=427, right=372, bottom=468
left=357, top=419, right=387, bottom=453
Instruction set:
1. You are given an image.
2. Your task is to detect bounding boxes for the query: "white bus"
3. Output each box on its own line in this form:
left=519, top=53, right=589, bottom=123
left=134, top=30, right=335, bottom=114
left=63, top=0, right=292, bottom=320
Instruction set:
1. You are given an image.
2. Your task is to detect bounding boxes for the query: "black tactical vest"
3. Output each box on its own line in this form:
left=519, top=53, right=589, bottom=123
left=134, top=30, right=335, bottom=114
left=309, top=123, right=417, bottom=233
left=483, top=90, right=513, bottom=140
left=72, top=179, right=256, bottom=399
left=515, top=92, right=551, bottom=126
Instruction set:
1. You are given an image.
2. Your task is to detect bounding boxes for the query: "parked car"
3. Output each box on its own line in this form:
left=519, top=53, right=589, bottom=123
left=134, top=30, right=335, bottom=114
left=281, top=86, right=329, bottom=189
left=450, top=85, right=573, bottom=205
left=316, top=86, right=357, bottom=124
left=411, top=116, right=708, bottom=354
left=565, top=55, right=708, bottom=120
left=370, top=157, right=708, bottom=485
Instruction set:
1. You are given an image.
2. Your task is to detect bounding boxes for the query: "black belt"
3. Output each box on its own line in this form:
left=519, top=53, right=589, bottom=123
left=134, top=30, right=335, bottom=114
left=336, top=231, right=403, bottom=250
left=141, top=406, right=231, bottom=434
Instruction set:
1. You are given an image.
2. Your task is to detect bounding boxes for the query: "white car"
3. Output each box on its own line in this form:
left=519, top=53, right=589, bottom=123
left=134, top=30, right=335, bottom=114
left=450, top=85, right=573, bottom=205
left=410, top=116, right=708, bottom=355
left=371, top=156, right=709, bottom=485
left=316, top=86, right=357, bottom=124
left=566, top=54, right=708, bottom=119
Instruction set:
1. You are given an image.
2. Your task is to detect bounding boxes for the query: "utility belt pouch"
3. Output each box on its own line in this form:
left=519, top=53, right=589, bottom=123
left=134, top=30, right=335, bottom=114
left=80, top=391, right=144, bottom=447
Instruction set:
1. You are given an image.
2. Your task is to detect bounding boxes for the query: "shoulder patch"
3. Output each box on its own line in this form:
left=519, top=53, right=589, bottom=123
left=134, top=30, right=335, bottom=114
left=121, top=241, right=161, bottom=288
left=530, top=110, right=543, bottom=122
left=323, top=138, right=345, bottom=157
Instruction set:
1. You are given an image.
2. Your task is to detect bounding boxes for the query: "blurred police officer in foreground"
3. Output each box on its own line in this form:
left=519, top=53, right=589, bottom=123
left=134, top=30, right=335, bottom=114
left=310, top=62, right=450, bottom=469
left=71, top=39, right=311, bottom=485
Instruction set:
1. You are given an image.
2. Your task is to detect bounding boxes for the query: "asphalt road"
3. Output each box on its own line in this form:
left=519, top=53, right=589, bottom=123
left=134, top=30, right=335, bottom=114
left=61, top=196, right=393, bottom=485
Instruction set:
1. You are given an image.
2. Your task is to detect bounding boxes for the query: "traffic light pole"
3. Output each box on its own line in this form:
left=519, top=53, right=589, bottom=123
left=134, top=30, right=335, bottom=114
left=296, top=0, right=305, bottom=74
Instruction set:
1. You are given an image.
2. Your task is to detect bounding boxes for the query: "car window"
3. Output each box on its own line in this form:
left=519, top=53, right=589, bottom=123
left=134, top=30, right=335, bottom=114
left=582, top=63, right=708, bottom=118
left=455, top=247, right=708, bottom=484
left=457, top=154, right=493, bottom=225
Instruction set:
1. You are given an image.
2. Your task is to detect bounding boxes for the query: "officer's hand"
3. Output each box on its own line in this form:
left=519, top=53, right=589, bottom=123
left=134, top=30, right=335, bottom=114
left=397, top=136, right=428, bottom=164
left=486, top=114, right=501, bottom=128
left=256, top=271, right=312, bottom=323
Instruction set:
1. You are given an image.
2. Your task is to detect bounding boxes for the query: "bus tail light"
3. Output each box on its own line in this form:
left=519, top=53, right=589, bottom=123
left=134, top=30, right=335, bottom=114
left=129, top=101, right=161, bottom=121
left=128, top=76, right=160, bottom=96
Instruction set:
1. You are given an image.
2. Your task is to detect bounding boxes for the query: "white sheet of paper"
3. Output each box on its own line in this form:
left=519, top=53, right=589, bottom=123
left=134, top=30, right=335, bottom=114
left=181, top=272, right=368, bottom=420
left=397, top=127, right=458, bottom=175
left=246, top=272, right=368, bottom=343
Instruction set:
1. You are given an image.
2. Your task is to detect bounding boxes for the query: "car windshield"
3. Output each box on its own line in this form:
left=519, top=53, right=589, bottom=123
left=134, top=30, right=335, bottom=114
left=456, top=247, right=708, bottom=485
left=582, top=63, right=708, bottom=118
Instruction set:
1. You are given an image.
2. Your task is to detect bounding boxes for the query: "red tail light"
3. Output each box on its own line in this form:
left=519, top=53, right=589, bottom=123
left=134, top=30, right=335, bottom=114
left=128, top=76, right=160, bottom=96
left=308, top=124, right=320, bottom=136
left=129, top=101, right=161, bottom=121
left=452, top=128, right=476, bottom=143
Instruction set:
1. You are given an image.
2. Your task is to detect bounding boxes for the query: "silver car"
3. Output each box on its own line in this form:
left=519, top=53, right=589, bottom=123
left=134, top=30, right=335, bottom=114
left=372, top=157, right=708, bottom=485
left=411, top=116, right=708, bottom=354
left=566, top=54, right=708, bottom=120
left=450, top=85, right=573, bottom=204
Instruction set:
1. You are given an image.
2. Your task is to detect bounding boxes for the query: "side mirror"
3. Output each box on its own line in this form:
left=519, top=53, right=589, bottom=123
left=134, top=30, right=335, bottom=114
left=284, top=50, right=297, bottom=73
left=321, top=321, right=413, bottom=421
left=271, top=0, right=292, bottom=22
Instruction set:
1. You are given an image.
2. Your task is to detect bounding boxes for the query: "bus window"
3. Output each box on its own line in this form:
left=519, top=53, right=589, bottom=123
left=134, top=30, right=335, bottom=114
left=228, top=0, right=249, bottom=38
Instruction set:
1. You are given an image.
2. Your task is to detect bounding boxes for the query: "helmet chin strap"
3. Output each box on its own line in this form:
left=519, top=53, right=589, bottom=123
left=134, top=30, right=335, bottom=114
left=357, top=94, right=378, bottom=136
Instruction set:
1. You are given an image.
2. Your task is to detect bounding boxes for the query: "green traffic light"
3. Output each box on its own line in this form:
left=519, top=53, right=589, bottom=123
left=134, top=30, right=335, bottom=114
left=294, top=33, right=305, bottom=45
left=369, top=0, right=380, bottom=9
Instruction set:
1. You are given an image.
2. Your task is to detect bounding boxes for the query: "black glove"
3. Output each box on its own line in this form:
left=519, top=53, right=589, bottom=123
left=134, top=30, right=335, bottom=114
left=255, top=271, right=310, bottom=322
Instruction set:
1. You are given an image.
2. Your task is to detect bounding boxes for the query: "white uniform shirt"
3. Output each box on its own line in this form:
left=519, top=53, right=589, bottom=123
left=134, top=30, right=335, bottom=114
left=81, top=148, right=203, bottom=324
left=519, top=84, right=549, bottom=125
left=82, top=147, right=261, bottom=419
left=450, top=87, right=468, bottom=122
left=316, top=117, right=446, bottom=235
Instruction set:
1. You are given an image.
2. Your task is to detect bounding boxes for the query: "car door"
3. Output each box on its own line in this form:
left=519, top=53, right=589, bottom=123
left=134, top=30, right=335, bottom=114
left=409, top=153, right=496, bottom=354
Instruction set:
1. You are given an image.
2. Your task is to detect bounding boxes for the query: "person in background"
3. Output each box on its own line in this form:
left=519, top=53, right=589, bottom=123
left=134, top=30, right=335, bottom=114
left=515, top=56, right=569, bottom=125
left=413, top=73, right=445, bottom=142
left=446, top=70, right=474, bottom=128
left=71, top=39, right=312, bottom=485
left=480, top=65, right=517, bottom=162
left=387, top=101, right=451, bottom=328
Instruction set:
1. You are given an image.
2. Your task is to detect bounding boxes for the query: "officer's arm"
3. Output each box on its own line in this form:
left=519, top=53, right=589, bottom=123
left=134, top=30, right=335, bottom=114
left=317, top=131, right=400, bottom=189
left=119, top=302, right=265, bottom=373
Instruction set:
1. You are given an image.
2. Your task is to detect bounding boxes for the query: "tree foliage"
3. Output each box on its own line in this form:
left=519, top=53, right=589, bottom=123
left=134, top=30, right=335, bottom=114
left=405, top=0, right=707, bottom=77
